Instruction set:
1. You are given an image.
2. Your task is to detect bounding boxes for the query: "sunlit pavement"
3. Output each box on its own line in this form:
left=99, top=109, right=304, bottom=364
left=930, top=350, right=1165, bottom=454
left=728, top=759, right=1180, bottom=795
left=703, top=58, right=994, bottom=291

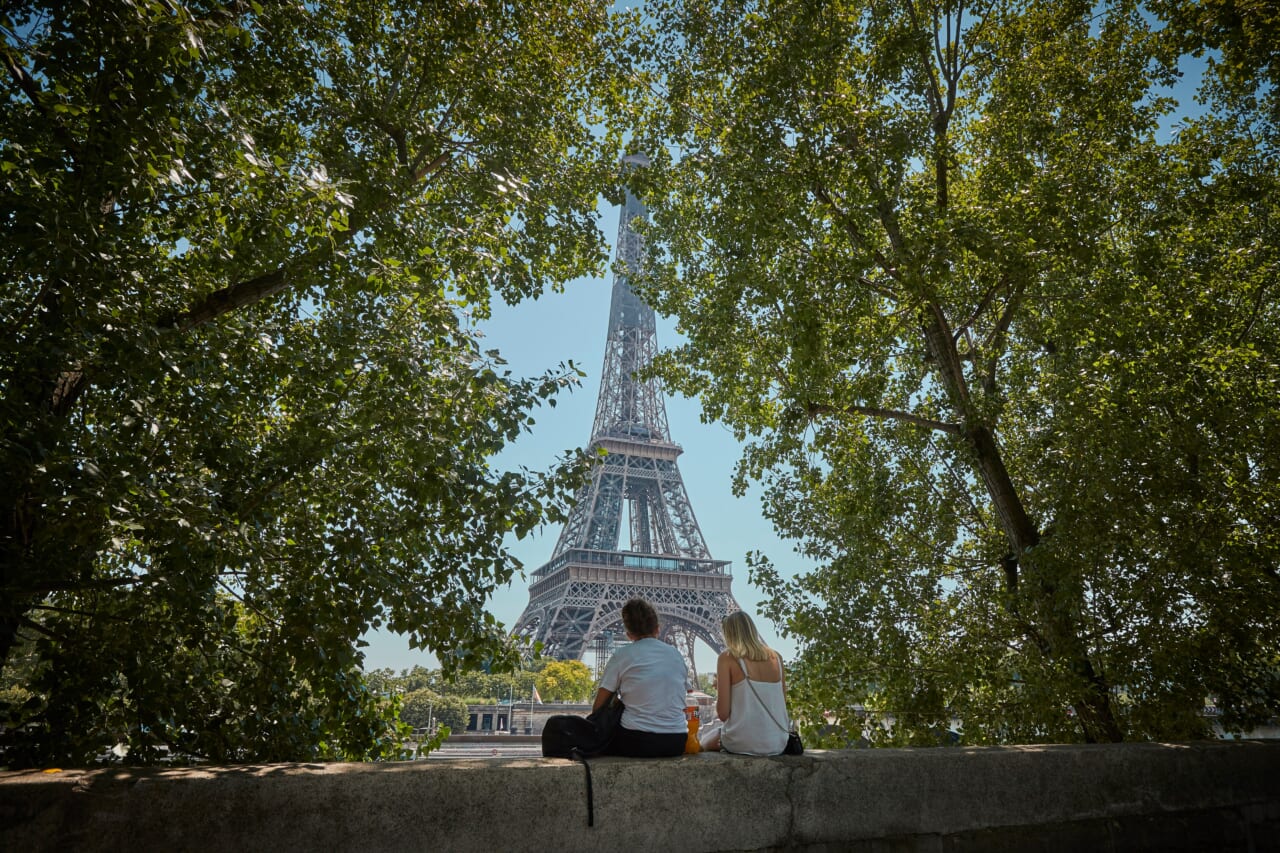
left=422, top=741, right=545, bottom=759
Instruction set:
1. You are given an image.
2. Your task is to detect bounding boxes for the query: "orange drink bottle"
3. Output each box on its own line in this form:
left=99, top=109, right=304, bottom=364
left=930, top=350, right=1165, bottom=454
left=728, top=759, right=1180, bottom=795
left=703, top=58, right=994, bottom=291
left=685, top=702, right=702, bottom=753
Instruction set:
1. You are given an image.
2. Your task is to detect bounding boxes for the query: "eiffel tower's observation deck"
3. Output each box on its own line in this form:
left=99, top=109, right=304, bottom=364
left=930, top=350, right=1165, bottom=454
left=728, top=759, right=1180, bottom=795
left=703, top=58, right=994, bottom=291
left=512, top=154, right=741, bottom=682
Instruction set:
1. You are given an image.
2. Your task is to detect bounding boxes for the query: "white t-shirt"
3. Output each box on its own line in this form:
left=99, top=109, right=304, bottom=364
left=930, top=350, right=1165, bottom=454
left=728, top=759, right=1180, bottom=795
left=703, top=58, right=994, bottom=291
left=599, top=637, right=688, bottom=734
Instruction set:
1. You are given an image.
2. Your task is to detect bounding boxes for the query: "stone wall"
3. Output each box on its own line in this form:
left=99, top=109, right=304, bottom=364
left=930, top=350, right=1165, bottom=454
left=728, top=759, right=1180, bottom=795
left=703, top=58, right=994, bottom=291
left=3, top=740, right=1278, bottom=852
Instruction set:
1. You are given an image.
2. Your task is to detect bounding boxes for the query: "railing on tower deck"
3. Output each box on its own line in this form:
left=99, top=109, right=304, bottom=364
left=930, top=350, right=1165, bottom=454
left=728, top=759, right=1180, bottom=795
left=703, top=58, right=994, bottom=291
left=530, top=547, right=731, bottom=579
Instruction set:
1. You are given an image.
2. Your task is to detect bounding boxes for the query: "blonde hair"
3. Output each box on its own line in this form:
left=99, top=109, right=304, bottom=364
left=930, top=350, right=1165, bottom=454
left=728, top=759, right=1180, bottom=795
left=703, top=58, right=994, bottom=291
left=722, top=611, right=773, bottom=662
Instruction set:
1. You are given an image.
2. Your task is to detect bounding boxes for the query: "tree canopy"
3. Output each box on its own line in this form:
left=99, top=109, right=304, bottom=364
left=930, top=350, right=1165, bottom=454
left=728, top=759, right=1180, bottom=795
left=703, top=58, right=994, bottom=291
left=365, top=662, right=544, bottom=706
left=0, top=0, right=622, bottom=765
left=400, top=689, right=468, bottom=734
left=535, top=659, right=595, bottom=703
left=625, top=0, right=1279, bottom=743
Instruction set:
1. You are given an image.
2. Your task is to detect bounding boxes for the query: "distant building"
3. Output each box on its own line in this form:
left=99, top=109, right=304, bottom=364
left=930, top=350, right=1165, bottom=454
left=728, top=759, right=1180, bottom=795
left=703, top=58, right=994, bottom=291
left=462, top=702, right=588, bottom=736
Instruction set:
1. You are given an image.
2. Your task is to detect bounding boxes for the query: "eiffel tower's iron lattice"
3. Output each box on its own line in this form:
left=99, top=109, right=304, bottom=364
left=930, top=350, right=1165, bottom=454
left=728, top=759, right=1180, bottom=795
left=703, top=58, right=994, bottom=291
left=512, top=154, right=740, bottom=683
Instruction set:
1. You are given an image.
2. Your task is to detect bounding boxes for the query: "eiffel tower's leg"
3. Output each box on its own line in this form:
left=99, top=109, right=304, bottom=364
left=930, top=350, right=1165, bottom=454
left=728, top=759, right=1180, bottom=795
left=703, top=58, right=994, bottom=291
left=681, top=628, right=700, bottom=689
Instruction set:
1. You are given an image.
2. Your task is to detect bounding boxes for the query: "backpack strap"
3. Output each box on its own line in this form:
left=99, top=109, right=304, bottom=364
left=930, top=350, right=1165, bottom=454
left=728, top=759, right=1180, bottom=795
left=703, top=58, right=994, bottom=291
left=569, top=747, right=596, bottom=827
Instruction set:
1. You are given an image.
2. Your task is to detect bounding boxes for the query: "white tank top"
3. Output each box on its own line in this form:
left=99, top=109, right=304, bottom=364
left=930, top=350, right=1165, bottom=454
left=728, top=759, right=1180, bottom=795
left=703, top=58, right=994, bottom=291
left=721, top=656, right=790, bottom=755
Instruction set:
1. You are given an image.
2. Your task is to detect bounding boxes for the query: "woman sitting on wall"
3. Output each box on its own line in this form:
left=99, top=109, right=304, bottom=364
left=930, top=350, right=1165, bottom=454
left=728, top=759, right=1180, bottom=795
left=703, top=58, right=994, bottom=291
left=593, top=598, right=689, bottom=757
left=700, top=611, right=791, bottom=755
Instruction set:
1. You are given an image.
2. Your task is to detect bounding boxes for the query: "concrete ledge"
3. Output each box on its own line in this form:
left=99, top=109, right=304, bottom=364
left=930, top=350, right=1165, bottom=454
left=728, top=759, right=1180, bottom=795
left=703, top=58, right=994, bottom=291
left=2, top=741, right=1278, bottom=852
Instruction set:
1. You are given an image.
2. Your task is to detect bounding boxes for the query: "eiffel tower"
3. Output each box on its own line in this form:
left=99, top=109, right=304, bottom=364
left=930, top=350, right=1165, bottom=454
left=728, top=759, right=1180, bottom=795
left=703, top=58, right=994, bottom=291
left=511, top=154, right=740, bottom=684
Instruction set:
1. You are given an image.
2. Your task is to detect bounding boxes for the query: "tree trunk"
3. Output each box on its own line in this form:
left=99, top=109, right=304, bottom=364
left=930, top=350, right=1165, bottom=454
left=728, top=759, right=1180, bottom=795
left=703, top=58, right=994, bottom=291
left=921, top=302, right=1124, bottom=743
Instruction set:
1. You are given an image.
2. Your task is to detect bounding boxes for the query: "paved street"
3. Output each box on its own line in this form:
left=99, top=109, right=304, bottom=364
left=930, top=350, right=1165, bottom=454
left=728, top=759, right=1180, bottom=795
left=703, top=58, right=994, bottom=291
left=424, top=740, right=544, bottom=760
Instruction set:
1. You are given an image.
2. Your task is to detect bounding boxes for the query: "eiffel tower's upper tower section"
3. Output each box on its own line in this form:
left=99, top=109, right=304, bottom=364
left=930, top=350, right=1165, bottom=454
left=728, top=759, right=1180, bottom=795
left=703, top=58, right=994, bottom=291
left=589, top=153, right=674, bottom=449
left=548, top=154, right=713, bottom=562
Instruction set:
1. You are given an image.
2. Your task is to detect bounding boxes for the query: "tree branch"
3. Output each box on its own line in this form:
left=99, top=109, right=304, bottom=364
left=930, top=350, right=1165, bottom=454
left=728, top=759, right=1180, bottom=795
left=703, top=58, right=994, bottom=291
left=164, top=241, right=339, bottom=331
left=1, top=40, right=84, bottom=168
left=16, top=613, right=66, bottom=642
left=1232, top=280, right=1271, bottom=347
left=1, top=42, right=49, bottom=116
left=953, top=275, right=1005, bottom=341
left=4, top=575, right=146, bottom=598
left=812, top=182, right=901, bottom=295
left=806, top=401, right=961, bottom=435
left=165, top=151, right=450, bottom=332
left=1260, top=563, right=1280, bottom=589
left=905, top=0, right=945, bottom=126
left=410, top=150, right=450, bottom=184
left=981, top=279, right=1024, bottom=393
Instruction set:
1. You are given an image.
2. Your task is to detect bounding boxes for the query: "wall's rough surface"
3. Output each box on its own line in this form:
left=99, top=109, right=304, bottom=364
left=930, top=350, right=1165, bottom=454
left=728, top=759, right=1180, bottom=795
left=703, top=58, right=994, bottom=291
left=2, top=741, right=1278, bottom=852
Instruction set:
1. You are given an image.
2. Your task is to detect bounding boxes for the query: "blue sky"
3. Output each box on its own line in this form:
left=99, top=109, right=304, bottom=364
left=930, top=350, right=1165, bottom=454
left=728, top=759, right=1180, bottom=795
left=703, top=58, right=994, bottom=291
left=360, top=197, right=806, bottom=676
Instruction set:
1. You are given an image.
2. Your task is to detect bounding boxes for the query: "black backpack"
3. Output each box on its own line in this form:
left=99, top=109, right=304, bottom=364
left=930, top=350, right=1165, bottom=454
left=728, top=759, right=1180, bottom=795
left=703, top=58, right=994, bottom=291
left=540, top=696, right=624, bottom=758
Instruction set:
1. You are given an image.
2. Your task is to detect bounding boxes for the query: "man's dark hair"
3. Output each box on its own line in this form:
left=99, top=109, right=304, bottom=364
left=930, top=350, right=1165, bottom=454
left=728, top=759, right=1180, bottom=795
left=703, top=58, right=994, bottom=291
left=621, top=598, right=659, bottom=637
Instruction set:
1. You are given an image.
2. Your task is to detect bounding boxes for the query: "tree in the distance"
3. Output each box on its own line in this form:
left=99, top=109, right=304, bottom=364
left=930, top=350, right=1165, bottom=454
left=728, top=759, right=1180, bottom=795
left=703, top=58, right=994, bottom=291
left=0, top=1, right=622, bottom=765
left=535, top=659, right=596, bottom=703
left=401, top=689, right=467, bottom=734
left=625, top=0, right=1279, bottom=743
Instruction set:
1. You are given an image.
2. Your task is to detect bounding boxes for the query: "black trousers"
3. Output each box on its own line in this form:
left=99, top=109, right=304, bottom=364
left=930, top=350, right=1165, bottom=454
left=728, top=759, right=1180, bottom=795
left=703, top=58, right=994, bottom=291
left=605, top=726, right=686, bottom=757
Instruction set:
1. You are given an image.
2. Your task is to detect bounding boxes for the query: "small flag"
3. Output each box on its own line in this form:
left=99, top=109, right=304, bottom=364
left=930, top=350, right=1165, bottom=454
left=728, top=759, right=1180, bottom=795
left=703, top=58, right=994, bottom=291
left=532, top=686, right=543, bottom=704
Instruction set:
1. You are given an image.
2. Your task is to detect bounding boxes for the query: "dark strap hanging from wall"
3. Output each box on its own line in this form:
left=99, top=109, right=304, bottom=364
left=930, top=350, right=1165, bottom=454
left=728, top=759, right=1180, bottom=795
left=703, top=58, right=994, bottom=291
left=569, top=747, right=596, bottom=827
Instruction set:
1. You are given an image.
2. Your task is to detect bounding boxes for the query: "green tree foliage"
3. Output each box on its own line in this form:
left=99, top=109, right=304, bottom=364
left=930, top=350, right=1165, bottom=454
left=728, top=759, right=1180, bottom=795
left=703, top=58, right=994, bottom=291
left=364, top=664, right=542, bottom=736
left=535, top=659, right=595, bottom=703
left=363, top=668, right=402, bottom=699
left=625, top=0, right=1279, bottom=743
left=395, top=666, right=442, bottom=696
left=445, top=664, right=540, bottom=703
left=400, top=689, right=467, bottom=733
left=0, top=0, right=622, bottom=766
